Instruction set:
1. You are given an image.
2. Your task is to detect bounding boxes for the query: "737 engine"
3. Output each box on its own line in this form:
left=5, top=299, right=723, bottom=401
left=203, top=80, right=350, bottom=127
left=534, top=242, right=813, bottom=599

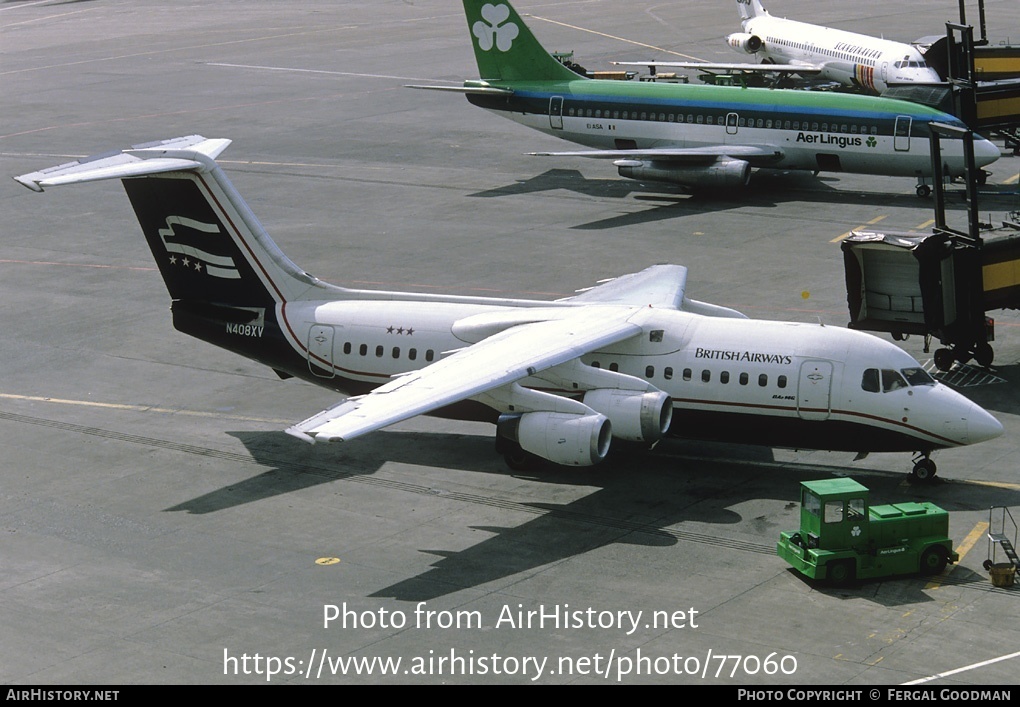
left=614, top=158, right=751, bottom=190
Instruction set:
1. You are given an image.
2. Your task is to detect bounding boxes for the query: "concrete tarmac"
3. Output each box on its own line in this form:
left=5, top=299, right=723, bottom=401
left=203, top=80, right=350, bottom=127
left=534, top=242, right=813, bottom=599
left=2, top=0, right=1019, bottom=686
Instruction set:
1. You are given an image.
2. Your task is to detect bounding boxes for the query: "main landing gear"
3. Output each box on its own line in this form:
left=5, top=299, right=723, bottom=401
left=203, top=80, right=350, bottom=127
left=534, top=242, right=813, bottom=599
left=911, top=453, right=938, bottom=483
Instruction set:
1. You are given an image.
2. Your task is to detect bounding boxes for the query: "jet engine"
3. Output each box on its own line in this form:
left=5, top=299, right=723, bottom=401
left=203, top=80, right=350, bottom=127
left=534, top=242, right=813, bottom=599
left=726, top=32, right=763, bottom=53
left=615, top=158, right=751, bottom=189
left=497, top=411, right=611, bottom=467
left=582, top=389, right=672, bottom=443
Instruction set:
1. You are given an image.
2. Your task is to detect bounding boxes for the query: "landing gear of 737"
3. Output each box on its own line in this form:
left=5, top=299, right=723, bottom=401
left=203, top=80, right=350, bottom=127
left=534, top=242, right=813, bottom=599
left=911, top=454, right=937, bottom=483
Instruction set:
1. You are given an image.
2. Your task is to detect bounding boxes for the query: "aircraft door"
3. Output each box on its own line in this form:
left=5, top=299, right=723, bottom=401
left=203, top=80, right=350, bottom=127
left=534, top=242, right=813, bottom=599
left=797, top=360, right=833, bottom=420
left=894, top=115, right=912, bottom=152
left=725, top=112, right=739, bottom=136
left=549, top=96, right=564, bottom=130
left=308, top=324, right=336, bottom=378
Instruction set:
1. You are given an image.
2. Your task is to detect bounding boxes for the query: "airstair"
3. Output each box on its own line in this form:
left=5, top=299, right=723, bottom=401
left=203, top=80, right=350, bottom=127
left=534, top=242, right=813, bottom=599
left=984, top=505, right=1018, bottom=586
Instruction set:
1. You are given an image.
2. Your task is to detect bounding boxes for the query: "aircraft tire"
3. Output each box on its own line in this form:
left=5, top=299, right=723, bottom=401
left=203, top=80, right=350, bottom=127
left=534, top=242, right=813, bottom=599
left=911, top=458, right=937, bottom=483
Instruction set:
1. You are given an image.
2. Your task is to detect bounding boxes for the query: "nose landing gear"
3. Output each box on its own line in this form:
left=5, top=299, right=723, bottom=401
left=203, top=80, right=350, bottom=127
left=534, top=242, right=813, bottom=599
left=911, top=453, right=937, bottom=483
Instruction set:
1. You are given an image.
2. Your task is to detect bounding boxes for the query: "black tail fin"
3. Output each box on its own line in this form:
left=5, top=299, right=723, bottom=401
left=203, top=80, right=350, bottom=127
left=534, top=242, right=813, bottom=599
left=16, top=136, right=330, bottom=309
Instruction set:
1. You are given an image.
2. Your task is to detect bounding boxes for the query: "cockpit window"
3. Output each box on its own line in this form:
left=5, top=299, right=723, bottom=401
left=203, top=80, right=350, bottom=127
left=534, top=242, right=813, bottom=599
left=882, top=369, right=908, bottom=392
left=901, top=367, right=936, bottom=386
left=862, top=368, right=880, bottom=393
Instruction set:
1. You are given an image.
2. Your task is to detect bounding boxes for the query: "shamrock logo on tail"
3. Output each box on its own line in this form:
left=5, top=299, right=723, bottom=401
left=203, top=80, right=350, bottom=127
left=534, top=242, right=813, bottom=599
left=473, top=3, right=520, bottom=52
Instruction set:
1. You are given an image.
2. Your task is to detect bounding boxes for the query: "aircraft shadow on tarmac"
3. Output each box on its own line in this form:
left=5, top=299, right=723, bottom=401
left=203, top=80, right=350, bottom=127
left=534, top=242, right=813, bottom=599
left=161, top=427, right=1020, bottom=603
left=468, top=168, right=1003, bottom=231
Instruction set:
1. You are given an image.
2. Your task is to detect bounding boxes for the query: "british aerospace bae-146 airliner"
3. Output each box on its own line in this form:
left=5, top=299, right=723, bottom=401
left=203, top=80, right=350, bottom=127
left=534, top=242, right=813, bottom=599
left=617, top=0, right=943, bottom=96
left=15, top=136, right=1002, bottom=481
left=410, top=0, right=997, bottom=196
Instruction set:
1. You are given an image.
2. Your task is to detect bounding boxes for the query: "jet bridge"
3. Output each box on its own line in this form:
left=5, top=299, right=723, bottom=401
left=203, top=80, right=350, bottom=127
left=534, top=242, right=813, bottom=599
left=842, top=124, right=1020, bottom=370
left=901, top=2, right=1020, bottom=153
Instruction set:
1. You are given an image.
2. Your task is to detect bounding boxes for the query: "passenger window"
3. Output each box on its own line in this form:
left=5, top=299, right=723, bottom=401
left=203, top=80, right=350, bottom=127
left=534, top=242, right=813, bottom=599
left=590, top=361, right=601, bottom=369
left=409, top=348, right=417, bottom=361
left=702, top=370, right=711, bottom=383
left=683, top=368, right=692, bottom=381
left=758, top=374, right=768, bottom=387
left=375, top=345, right=384, bottom=357
left=664, top=367, right=673, bottom=380
left=343, top=342, right=351, bottom=355
left=359, top=344, right=367, bottom=356
left=739, top=372, right=749, bottom=385
left=720, top=371, right=730, bottom=384
left=392, top=347, right=400, bottom=359
left=609, top=362, right=619, bottom=372
left=778, top=375, right=787, bottom=389
left=862, top=369, right=880, bottom=392
left=426, top=349, right=435, bottom=362
left=645, top=365, right=655, bottom=378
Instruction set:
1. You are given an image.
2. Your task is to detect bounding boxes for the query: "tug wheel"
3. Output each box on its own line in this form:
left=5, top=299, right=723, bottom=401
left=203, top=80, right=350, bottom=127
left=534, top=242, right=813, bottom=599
left=920, top=546, right=949, bottom=575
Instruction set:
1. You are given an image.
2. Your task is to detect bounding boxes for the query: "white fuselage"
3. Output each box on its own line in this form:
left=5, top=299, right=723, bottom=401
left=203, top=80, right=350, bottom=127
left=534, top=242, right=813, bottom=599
left=276, top=296, right=1001, bottom=454
left=736, top=13, right=943, bottom=94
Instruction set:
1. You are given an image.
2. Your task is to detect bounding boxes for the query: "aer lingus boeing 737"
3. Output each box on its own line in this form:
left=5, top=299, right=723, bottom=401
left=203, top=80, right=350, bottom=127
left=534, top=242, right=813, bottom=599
left=410, top=0, right=997, bottom=195
left=617, top=0, right=944, bottom=96
left=15, top=136, right=1002, bottom=480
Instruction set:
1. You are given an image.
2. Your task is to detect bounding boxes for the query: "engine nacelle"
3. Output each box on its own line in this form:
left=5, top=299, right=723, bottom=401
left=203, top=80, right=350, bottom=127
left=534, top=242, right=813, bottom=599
left=726, top=32, right=763, bottom=54
left=582, top=389, right=672, bottom=443
left=498, top=412, right=611, bottom=467
left=615, top=158, right=751, bottom=189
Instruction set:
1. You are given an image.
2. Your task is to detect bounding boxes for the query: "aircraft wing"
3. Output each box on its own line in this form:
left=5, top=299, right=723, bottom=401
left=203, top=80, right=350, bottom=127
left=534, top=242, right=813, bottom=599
left=561, top=263, right=688, bottom=308
left=286, top=305, right=645, bottom=444
left=529, top=144, right=784, bottom=166
left=613, top=60, right=824, bottom=75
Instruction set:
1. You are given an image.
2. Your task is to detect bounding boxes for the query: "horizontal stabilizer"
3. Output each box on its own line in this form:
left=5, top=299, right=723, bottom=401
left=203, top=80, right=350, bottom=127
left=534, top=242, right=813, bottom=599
left=14, top=136, right=231, bottom=192
left=406, top=83, right=513, bottom=95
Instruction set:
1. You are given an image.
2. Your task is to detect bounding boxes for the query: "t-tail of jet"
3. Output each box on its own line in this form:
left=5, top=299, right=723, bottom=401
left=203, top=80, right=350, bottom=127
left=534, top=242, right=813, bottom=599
left=737, top=0, right=767, bottom=21
left=462, top=0, right=582, bottom=82
left=14, top=135, right=342, bottom=371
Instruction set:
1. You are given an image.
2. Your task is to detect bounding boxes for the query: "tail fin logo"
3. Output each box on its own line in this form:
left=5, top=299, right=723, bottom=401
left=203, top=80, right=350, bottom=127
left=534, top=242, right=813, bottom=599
left=158, top=215, right=240, bottom=280
left=473, top=3, right=519, bottom=52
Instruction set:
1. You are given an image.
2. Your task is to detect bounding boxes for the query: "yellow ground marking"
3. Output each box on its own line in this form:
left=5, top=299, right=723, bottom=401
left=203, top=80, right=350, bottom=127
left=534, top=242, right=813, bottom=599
left=316, top=557, right=341, bottom=566
left=831, top=215, right=888, bottom=243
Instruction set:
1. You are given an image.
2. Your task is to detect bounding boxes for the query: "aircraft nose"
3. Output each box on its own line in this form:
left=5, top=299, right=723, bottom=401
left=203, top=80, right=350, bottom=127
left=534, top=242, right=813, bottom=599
left=974, top=136, right=1002, bottom=168
left=967, top=401, right=1004, bottom=444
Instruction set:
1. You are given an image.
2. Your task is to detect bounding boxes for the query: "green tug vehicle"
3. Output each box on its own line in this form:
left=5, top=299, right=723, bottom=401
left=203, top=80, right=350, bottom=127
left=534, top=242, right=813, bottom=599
left=778, top=479, right=958, bottom=585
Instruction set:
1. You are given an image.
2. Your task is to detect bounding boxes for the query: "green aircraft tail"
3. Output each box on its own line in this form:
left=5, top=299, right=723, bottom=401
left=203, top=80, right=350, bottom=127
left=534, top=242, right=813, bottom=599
left=462, top=0, right=584, bottom=82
